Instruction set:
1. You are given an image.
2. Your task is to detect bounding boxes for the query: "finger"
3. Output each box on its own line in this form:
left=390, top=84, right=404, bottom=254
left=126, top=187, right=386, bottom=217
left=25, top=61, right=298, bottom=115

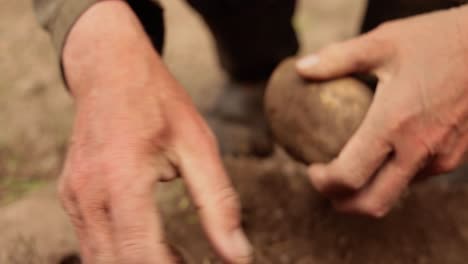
left=109, top=167, right=174, bottom=263
left=76, top=182, right=115, bottom=263
left=423, top=129, right=468, bottom=176
left=296, top=32, right=391, bottom=80
left=178, top=129, right=252, bottom=264
left=308, top=105, right=393, bottom=198
left=333, top=137, right=429, bottom=217
left=58, top=182, right=93, bottom=262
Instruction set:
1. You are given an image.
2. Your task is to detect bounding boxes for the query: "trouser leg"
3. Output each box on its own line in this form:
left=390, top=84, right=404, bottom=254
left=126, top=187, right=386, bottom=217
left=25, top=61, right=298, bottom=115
left=186, top=0, right=299, bottom=82
left=362, top=0, right=461, bottom=32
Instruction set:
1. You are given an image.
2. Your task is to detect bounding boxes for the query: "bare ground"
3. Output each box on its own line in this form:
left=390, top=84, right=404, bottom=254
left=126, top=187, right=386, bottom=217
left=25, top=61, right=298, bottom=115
left=2, top=0, right=468, bottom=263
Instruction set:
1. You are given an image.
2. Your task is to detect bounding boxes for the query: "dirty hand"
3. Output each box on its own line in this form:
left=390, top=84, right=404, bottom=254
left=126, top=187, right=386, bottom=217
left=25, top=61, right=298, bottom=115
left=296, top=7, right=468, bottom=217
left=59, top=1, right=251, bottom=263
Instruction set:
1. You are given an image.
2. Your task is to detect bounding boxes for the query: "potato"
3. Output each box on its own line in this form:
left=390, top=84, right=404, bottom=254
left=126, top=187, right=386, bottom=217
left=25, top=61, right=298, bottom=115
left=265, top=58, right=373, bottom=164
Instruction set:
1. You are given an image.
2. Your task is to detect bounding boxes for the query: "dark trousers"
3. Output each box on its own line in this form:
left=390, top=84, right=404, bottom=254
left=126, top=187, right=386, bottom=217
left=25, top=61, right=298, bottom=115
left=185, top=0, right=463, bottom=82
left=362, top=0, right=462, bottom=32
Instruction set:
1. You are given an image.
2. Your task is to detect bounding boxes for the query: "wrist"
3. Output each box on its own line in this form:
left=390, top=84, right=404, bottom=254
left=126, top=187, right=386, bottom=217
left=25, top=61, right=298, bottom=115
left=62, top=0, right=161, bottom=101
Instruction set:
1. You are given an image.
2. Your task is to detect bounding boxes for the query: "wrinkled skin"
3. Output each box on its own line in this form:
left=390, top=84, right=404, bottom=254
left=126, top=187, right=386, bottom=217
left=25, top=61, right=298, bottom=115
left=297, top=7, right=468, bottom=217
left=60, top=1, right=251, bottom=263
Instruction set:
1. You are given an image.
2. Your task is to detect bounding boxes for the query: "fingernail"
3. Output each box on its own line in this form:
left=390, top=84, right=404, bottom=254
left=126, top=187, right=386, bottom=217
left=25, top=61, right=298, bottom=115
left=231, top=229, right=253, bottom=263
left=296, top=55, right=320, bottom=70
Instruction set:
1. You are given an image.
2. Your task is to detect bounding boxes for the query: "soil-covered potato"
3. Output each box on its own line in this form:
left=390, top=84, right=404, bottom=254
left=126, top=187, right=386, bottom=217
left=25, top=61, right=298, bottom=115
left=265, top=58, right=373, bottom=164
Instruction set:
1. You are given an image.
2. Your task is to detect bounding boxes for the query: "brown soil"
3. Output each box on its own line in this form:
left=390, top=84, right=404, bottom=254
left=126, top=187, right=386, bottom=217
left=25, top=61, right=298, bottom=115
left=3, top=157, right=468, bottom=264
left=167, top=157, right=468, bottom=264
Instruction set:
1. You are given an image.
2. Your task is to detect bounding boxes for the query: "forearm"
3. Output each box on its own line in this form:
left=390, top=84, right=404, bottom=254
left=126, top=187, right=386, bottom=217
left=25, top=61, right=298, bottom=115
left=62, top=0, right=169, bottom=103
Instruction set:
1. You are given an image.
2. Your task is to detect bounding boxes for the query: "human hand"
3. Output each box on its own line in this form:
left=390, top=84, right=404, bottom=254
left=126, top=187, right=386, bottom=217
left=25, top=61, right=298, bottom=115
left=59, top=1, right=251, bottom=263
left=296, top=7, right=468, bottom=217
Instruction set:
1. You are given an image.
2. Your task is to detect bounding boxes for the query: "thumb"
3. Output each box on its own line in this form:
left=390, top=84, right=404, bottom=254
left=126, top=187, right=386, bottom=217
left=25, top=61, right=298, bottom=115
left=296, top=33, right=390, bottom=80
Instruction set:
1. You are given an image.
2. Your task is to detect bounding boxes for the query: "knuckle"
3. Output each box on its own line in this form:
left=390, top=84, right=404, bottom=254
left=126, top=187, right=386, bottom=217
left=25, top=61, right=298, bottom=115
left=208, top=186, right=242, bottom=227
left=337, top=175, right=367, bottom=192
left=118, top=239, right=170, bottom=263
left=374, top=21, right=397, bottom=35
left=60, top=173, right=107, bottom=211
left=366, top=24, right=397, bottom=56
left=316, top=177, right=364, bottom=198
left=311, top=164, right=366, bottom=197
left=119, top=240, right=145, bottom=255
left=64, top=165, right=109, bottom=199
left=67, top=176, right=88, bottom=198
left=57, top=179, right=81, bottom=210
left=196, top=184, right=241, bottom=222
left=435, top=158, right=459, bottom=173
left=64, top=165, right=96, bottom=193
left=215, top=186, right=241, bottom=212
left=329, top=168, right=366, bottom=193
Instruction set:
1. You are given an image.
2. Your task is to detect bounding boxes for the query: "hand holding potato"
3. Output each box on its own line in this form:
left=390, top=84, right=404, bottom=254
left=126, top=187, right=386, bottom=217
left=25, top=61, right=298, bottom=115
left=296, top=7, right=468, bottom=217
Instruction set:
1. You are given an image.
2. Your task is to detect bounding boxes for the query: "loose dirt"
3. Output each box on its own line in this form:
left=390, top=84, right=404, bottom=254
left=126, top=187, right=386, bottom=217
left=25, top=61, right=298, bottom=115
left=3, top=156, right=468, bottom=263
